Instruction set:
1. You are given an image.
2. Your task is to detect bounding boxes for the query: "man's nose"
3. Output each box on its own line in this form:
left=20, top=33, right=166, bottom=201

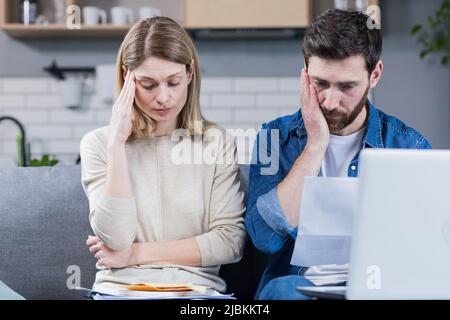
left=321, top=89, right=340, bottom=111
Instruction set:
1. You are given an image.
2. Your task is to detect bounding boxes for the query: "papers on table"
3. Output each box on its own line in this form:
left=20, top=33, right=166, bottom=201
left=290, top=177, right=359, bottom=267
left=92, top=291, right=235, bottom=300
left=75, top=283, right=235, bottom=300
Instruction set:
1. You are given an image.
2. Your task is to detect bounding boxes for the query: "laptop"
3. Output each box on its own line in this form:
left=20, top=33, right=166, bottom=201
left=298, top=149, right=450, bottom=300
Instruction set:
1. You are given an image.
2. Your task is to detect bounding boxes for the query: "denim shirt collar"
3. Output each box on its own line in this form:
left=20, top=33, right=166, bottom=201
left=290, top=100, right=384, bottom=149
left=363, top=100, right=384, bottom=148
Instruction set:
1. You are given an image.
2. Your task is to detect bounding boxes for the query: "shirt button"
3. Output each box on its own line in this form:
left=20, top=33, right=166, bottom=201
left=351, top=165, right=357, bottom=171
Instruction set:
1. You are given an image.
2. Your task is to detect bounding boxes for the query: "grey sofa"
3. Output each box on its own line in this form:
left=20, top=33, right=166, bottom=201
left=0, top=165, right=267, bottom=300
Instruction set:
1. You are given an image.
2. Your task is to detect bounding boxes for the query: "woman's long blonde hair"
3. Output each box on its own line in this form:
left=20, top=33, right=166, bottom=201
left=115, top=17, right=211, bottom=141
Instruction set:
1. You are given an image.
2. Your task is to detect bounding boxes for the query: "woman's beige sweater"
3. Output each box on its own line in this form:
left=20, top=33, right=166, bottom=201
left=80, top=125, right=246, bottom=292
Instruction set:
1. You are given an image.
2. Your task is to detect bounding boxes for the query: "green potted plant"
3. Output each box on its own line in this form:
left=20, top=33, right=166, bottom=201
left=29, top=154, right=60, bottom=167
left=411, top=0, right=450, bottom=65
left=16, top=133, right=59, bottom=167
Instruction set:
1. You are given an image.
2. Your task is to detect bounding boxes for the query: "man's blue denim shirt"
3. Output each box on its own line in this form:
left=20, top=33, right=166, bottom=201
left=245, top=101, right=432, bottom=299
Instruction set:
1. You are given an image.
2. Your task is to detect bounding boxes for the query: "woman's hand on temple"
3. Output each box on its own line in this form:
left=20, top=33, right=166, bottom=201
left=108, top=69, right=136, bottom=147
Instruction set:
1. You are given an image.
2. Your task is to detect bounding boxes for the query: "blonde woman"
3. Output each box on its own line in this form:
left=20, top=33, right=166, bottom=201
left=80, top=17, right=246, bottom=295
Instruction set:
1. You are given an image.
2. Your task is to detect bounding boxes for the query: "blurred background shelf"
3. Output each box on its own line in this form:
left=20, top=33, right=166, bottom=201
left=0, top=23, right=132, bottom=38
left=0, top=0, right=135, bottom=37
left=0, top=0, right=314, bottom=38
left=0, top=0, right=379, bottom=38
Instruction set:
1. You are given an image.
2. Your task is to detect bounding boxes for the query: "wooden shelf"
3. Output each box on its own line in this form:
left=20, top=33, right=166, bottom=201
left=0, top=23, right=132, bottom=38
left=0, top=0, right=132, bottom=38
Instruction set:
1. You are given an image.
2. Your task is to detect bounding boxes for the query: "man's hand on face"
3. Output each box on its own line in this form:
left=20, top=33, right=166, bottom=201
left=300, top=68, right=330, bottom=152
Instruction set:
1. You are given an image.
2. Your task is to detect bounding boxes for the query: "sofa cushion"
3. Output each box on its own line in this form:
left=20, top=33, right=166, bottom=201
left=0, top=166, right=96, bottom=299
left=0, top=164, right=265, bottom=299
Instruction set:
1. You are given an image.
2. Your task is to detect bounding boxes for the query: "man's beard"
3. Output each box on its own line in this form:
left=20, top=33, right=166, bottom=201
left=320, top=86, right=370, bottom=134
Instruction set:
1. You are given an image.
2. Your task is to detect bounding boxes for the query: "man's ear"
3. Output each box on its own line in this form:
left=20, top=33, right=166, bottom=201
left=303, top=58, right=309, bottom=72
left=369, top=60, right=383, bottom=89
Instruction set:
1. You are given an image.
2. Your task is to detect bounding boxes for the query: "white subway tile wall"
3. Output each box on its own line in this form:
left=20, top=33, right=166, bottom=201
left=0, top=77, right=300, bottom=167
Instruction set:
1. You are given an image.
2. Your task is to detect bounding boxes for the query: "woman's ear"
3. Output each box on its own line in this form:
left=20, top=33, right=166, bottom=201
left=122, top=65, right=127, bottom=80
left=187, top=59, right=194, bottom=84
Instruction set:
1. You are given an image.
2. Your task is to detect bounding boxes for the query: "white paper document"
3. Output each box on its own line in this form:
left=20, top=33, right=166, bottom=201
left=75, top=284, right=236, bottom=300
left=290, top=177, right=359, bottom=267
left=92, top=290, right=235, bottom=300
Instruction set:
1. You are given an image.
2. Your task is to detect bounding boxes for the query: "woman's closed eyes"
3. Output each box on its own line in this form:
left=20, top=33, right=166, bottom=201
left=138, top=75, right=184, bottom=91
left=140, top=81, right=181, bottom=91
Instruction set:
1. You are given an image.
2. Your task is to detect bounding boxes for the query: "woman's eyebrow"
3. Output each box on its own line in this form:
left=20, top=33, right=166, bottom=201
left=137, top=71, right=184, bottom=81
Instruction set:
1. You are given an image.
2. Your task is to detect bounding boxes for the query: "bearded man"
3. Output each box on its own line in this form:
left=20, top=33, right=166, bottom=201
left=245, top=9, right=431, bottom=300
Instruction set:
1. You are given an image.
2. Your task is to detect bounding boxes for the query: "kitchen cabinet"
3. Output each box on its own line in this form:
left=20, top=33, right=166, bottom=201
left=183, top=0, right=379, bottom=29
left=183, top=0, right=311, bottom=29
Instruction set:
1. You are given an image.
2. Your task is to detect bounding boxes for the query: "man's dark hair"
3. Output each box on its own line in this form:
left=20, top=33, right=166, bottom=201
left=302, top=9, right=382, bottom=74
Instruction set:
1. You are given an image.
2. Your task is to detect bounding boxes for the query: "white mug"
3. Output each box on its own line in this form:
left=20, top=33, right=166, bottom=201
left=355, top=0, right=369, bottom=11
left=334, top=0, right=348, bottom=10
left=82, top=6, right=107, bottom=25
left=111, top=6, right=134, bottom=25
left=139, top=6, right=161, bottom=20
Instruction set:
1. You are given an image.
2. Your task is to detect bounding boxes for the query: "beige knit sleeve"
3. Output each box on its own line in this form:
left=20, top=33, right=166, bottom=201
left=79, top=130, right=137, bottom=251
left=195, top=131, right=247, bottom=266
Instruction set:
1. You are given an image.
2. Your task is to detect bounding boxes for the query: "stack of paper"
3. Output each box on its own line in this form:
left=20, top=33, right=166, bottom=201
left=76, top=283, right=235, bottom=300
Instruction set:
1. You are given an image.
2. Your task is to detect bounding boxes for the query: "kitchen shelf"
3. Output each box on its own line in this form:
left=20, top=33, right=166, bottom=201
left=0, top=0, right=133, bottom=38
left=0, top=23, right=132, bottom=38
left=0, top=0, right=380, bottom=39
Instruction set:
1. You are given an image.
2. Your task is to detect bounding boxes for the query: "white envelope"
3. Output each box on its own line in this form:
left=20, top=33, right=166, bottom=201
left=290, top=177, right=359, bottom=267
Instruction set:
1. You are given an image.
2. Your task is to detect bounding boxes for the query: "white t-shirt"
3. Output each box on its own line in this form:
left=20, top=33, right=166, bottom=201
left=304, top=128, right=365, bottom=286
